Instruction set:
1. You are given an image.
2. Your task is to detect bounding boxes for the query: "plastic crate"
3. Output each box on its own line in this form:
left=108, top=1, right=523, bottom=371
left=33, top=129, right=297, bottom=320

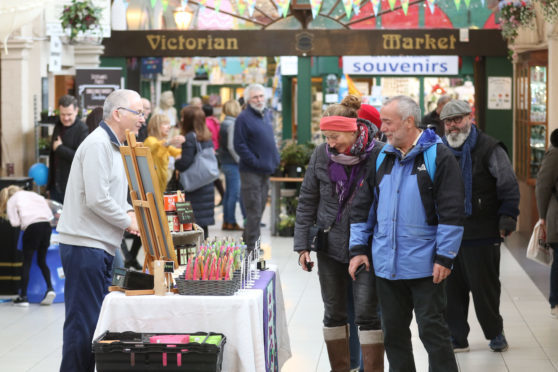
left=93, top=331, right=226, bottom=372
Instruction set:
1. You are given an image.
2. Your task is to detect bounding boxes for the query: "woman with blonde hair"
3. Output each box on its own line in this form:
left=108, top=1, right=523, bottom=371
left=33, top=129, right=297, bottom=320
left=175, top=106, right=215, bottom=238
left=143, top=113, right=185, bottom=193
left=0, top=186, right=55, bottom=306
left=219, top=99, right=245, bottom=231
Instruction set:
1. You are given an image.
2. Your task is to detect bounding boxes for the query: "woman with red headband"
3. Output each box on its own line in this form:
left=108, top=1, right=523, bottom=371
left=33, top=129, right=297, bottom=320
left=294, top=95, right=384, bottom=371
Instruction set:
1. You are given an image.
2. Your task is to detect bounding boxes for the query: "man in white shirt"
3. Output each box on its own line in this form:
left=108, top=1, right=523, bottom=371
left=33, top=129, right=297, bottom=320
left=57, top=89, right=143, bottom=372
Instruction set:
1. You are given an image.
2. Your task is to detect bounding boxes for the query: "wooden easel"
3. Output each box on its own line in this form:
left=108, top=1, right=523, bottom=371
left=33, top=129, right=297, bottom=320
left=119, top=130, right=178, bottom=275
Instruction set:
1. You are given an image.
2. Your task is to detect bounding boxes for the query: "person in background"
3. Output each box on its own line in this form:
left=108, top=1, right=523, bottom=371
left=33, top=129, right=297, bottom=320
left=295, top=95, right=384, bottom=372
left=535, top=128, right=558, bottom=319
left=358, top=104, right=385, bottom=142
left=137, top=97, right=152, bottom=142
left=234, top=84, right=280, bottom=252
left=203, top=103, right=225, bottom=206
left=441, top=100, right=519, bottom=353
left=57, top=89, right=142, bottom=371
left=47, top=95, right=89, bottom=204
left=0, top=186, right=55, bottom=307
left=190, top=97, right=203, bottom=108
left=176, top=106, right=215, bottom=239
left=350, top=95, right=464, bottom=372
left=421, top=95, right=452, bottom=137
left=144, top=113, right=185, bottom=195
left=219, top=99, right=245, bottom=231
left=85, top=107, right=104, bottom=134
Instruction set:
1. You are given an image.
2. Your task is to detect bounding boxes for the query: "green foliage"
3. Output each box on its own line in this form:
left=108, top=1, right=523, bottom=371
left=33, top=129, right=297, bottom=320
left=279, top=214, right=296, bottom=229
left=280, top=142, right=316, bottom=166
left=538, top=0, right=558, bottom=22
left=38, top=138, right=50, bottom=151
left=60, top=0, right=102, bottom=42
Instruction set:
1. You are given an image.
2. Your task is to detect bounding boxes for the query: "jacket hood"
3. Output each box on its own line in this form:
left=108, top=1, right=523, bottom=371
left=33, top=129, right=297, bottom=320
left=383, top=128, right=440, bottom=160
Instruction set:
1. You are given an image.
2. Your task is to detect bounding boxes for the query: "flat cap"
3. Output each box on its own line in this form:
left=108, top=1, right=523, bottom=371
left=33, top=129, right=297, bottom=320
left=439, top=100, right=472, bottom=120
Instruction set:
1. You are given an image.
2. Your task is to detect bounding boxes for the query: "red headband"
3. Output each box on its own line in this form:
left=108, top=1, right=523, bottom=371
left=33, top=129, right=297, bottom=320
left=319, top=116, right=357, bottom=132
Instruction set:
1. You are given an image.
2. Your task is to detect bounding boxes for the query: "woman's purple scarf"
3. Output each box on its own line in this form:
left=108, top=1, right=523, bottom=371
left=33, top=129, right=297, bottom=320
left=326, top=119, right=376, bottom=221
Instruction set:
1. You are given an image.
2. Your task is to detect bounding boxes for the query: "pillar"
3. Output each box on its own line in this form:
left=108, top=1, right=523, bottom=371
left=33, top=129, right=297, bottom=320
left=296, top=56, right=311, bottom=144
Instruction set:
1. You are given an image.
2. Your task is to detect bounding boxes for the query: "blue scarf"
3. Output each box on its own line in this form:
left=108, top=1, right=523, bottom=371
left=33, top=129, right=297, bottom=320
left=442, top=125, right=478, bottom=216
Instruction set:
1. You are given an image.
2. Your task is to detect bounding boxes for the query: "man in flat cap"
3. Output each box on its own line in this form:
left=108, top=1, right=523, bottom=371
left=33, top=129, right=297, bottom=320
left=441, top=100, right=519, bottom=353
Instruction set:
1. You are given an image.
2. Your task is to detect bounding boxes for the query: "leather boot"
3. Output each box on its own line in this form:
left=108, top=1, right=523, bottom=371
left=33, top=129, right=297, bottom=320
left=323, top=324, right=350, bottom=372
left=359, top=329, right=384, bottom=372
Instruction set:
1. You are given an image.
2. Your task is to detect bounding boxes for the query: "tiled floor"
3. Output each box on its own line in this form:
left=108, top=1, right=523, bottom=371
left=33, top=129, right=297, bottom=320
left=1, top=204, right=557, bottom=371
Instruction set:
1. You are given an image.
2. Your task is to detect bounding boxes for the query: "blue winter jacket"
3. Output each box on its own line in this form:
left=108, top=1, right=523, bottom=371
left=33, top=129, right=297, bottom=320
left=233, top=106, right=280, bottom=175
left=349, top=130, right=465, bottom=280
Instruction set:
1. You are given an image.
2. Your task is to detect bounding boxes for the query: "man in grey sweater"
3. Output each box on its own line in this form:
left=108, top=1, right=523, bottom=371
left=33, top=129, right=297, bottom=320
left=57, top=89, right=143, bottom=372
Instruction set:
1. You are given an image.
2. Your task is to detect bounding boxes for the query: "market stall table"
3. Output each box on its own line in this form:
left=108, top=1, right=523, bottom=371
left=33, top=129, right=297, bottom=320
left=94, top=266, right=291, bottom=372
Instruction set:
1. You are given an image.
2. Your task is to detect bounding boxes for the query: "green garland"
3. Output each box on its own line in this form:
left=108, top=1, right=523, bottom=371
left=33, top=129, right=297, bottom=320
left=60, top=0, right=102, bottom=42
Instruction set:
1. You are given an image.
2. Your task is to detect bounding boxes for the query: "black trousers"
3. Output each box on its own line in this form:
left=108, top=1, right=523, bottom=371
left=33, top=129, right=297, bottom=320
left=21, top=222, right=53, bottom=296
left=376, top=276, right=457, bottom=372
left=445, top=243, right=503, bottom=344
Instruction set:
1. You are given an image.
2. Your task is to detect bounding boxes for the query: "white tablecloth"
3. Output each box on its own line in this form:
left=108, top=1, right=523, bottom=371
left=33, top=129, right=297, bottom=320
left=94, top=267, right=291, bottom=372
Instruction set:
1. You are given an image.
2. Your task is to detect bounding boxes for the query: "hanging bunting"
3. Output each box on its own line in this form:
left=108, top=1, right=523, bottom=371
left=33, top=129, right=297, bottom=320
left=342, top=0, right=352, bottom=19
left=150, top=0, right=157, bottom=8
left=401, top=0, right=409, bottom=15
left=371, top=0, right=381, bottom=16
left=426, top=0, right=436, bottom=14
left=464, top=0, right=471, bottom=7
left=352, top=0, right=361, bottom=16
left=198, top=0, right=208, bottom=9
left=247, top=0, right=256, bottom=16
left=275, top=0, right=291, bottom=17
left=310, top=0, right=323, bottom=18
left=162, top=0, right=169, bottom=12
left=454, top=0, right=461, bottom=10
left=480, top=0, right=485, bottom=6
left=214, top=0, right=222, bottom=12
left=388, top=0, right=396, bottom=11
left=236, top=0, right=246, bottom=15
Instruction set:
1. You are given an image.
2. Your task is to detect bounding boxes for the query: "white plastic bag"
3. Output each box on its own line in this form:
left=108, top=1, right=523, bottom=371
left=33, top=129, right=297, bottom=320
left=526, top=221, right=554, bottom=267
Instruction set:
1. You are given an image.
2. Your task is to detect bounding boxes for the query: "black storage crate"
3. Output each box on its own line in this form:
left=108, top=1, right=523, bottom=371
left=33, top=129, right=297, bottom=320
left=112, top=268, right=154, bottom=290
left=93, top=331, right=226, bottom=372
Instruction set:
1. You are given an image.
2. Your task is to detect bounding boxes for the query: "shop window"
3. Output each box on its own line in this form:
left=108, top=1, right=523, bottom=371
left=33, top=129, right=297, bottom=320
left=514, top=51, right=548, bottom=183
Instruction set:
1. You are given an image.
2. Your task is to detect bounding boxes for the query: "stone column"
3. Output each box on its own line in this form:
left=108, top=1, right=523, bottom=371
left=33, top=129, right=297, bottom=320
left=73, top=43, right=105, bottom=68
left=1, top=39, right=36, bottom=177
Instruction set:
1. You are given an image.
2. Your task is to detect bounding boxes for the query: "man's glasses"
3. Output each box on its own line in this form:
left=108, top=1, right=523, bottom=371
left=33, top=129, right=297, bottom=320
left=117, top=107, right=145, bottom=118
left=444, top=115, right=466, bottom=125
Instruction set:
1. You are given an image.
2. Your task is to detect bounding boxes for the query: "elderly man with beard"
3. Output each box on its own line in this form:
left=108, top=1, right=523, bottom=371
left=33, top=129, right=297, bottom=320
left=234, top=84, right=280, bottom=251
left=441, top=100, right=519, bottom=354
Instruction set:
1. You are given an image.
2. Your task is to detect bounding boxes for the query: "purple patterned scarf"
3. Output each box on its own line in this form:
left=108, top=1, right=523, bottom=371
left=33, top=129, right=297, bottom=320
left=326, top=119, right=376, bottom=221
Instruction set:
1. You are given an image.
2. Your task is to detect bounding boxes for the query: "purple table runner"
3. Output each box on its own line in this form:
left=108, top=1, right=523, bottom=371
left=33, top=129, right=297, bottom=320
left=251, top=270, right=277, bottom=372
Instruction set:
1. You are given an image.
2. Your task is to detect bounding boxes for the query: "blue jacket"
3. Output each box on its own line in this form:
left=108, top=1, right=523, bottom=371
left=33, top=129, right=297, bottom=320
left=350, top=130, right=465, bottom=280
left=233, top=106, right=280, bottom=175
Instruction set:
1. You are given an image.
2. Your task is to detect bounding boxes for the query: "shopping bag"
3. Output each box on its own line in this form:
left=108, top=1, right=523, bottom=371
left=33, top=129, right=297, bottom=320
left=526, top=220, right=554, bottom=267
left=179, top=136, right=219, bottom=192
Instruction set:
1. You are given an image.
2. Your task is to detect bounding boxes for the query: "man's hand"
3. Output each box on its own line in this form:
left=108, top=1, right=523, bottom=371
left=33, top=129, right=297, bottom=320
left=298, top=250, right=313, bottom=271
left=126, top=211, right=140, bottom=236
left=432, top=263, right=451, bottom=284
left=53, top=136, right=62, bottom=151
left=349, top=255, right=370, bottom=281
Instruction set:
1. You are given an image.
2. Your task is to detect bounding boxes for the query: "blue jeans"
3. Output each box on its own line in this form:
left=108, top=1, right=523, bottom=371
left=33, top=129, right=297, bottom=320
left=60, top=244, right=113, bottom=372
left=222, top=163, right=244, bottom=224
left=550, top=243, right=558, bottom=308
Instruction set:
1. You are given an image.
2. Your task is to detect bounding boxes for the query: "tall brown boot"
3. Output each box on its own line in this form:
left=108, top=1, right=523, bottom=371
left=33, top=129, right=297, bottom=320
left=323, top=324, right=351, bottom=372
left=359, top=329, right=384, bottom=372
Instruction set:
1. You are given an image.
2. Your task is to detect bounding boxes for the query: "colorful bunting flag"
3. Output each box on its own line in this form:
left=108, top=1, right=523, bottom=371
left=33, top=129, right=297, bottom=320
left=150, top=0, right=157, bottom=8
left=214, top=0, right=222, bottom=12
left=371, top=0, right=381, bottom=16
left=352, top=0, right=361, bottom=15
left=454, top=0, right=461, bottom=10
left=427, top=0, right=436, bottom=14
left=342, top=0, right=352, bottom=19
left=464, top=0, right=471, bottom=7
left=236, top=0, right=246, bottom=15
left=480, top=0, right=485, bottom=6
left=310, top=0, right=323, bottom=18
left=275, top=0, right=290, bottom=17
left=388, top=0, right=397, bottom=11
left=162, top=0, right=169, bottom=12
left=247, top=0, right=256, bottom=16
left=401, top=0, right=409, bottom=15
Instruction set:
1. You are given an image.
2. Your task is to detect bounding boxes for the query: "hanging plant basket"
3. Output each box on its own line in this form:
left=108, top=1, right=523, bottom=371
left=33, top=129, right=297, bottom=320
left=498, top=0, right=536, bottom=45
left=59, top=0, right=103, bottom=44
left=536, top=0, right=558, bottom=22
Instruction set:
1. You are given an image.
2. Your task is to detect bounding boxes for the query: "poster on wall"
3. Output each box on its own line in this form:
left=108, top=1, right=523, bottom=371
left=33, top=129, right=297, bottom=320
left=487, top=77, right=512, bottom=110
left=76, top=68, right=122, bottom=112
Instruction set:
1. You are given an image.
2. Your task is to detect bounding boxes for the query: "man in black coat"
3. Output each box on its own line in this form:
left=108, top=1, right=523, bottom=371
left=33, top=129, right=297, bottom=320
left=441, top=100, right=519, bottom=354
left=421, top=95, right=452, bottom=137
left=47, top=95, right=89, bottom=204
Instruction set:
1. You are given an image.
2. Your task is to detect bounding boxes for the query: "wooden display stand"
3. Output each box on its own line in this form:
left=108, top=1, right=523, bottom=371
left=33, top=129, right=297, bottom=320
left=119, top=131, right=178, bottom=276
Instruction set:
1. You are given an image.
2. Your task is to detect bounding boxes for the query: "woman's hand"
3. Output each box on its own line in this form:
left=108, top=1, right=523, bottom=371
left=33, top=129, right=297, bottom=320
left=349, top=255, right=370, bottom=281
left=298, top=250, right=313, bottom=271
